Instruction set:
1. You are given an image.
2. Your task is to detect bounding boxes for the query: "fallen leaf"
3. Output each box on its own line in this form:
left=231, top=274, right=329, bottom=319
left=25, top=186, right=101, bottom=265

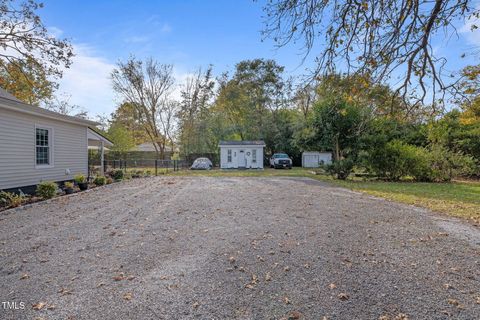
left=284, top=266, right=290, bottom=272
left=394, top=314, right=409, bottom=320
left=283, top=296, right=290, bottom=304
left=265, top=272, right=272, bottom=281
left=113, top=273, right=126, bottom=281
left=96, top=282, right=105, bottom=288
left=476, top=296, right=480, bottom=304
left=46, top=304, right=55, bottom=310
left=228, top=256, right=236, bottom=264
left=288, top=310, right=302, bottom=319
left=20, top=273, right=29, bottom=280
left=447, top=298, right=459, bottom=306
left=192, top=301, right=199, bottom=308
left=58, top=287, right=72, bottom=295
left=32, top=302, right=46, bottom=310
left=329, top=283, right=337, bottom=289
left=337, top=293, right=349, bottom=301
left=123, top=292, right=132, bottom=300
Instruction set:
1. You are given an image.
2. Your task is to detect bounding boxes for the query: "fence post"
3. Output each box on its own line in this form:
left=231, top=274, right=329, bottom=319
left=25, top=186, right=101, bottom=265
left=155, top=159, right=158, bottom=176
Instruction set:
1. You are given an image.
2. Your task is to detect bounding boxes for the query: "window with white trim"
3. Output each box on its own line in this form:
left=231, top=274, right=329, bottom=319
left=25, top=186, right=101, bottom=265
left=36, top=127, right=51, bottom=166
left=252, top=149, right=257, bottom=163
left=227, top=149, right=232, bottom=162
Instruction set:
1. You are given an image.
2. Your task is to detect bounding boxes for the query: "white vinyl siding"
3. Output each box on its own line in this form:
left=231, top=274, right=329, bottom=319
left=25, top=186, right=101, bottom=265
left=220, top=145, right=264, bottom=169
left=0, top=107, right=88, bottom=190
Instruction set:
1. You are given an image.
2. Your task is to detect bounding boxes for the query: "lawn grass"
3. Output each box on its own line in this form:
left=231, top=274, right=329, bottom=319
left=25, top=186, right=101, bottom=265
left=166, top=167, right=480, bottom=223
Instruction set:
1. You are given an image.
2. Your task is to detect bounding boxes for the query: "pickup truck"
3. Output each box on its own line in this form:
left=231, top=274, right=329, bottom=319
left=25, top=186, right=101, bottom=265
left=269, top=153, right=292, bottom=169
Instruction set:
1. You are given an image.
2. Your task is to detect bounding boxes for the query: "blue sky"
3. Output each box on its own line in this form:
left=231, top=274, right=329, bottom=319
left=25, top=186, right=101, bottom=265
left=39, top=0, right=480, bottom=116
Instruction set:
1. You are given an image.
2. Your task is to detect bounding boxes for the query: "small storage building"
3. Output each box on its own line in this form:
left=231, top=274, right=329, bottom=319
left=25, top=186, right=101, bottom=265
left=302, top=151, right=332, bottom=168
left=219, top=140, right=265, bottom=169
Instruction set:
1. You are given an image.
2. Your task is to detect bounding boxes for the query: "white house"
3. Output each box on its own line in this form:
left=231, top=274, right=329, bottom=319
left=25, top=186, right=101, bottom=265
left=302, top=151, right=333, bottom=168
left=219, top=140, right=265, bottom=169
left=0, top=88, right=112, bottom=193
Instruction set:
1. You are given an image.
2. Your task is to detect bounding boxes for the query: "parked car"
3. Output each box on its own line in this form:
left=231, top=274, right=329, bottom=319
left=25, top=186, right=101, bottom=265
left=190, top=157, right=213, bottom=170
left=269, top=153, right=292, bottom=169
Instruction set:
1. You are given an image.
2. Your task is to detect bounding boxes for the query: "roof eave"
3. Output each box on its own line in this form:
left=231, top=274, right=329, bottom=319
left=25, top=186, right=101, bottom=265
left=0, top=98, right=99, bottom=127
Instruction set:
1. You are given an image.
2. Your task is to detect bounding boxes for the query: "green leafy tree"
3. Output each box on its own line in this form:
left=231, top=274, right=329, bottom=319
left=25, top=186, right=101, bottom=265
left=0, top=0, right=73, bottom=102
left=107, top=125, right=135, bottom=157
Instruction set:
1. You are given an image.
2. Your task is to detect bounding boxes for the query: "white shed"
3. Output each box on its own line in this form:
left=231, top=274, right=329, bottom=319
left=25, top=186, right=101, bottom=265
left=0, top=87, right=112, bottom=193
left=219, top=140, right=265, bottom=169
left=302, top=151, right=332, bottom=168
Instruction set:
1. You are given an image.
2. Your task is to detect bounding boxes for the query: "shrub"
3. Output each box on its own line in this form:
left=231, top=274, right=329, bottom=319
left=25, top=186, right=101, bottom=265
left=74, top=174, right=86, bottom=184
left=106, top=177, right=114, bottom=184
left=325, top=158, right=354, bottom=180
left=427, top=145, right=476, bottom=182
left=145, top=170, right=152, bottom=176
left=64, top=181, right=74, bottom=189
left=36, top=181, right=58, bottom=199
left=111, top=169, right=124, bottom=181
left=93, top=176, right=106, bottom=186
left=366, top=140, right=431, bottom=181
left=0, top=191, right=25, bottom=208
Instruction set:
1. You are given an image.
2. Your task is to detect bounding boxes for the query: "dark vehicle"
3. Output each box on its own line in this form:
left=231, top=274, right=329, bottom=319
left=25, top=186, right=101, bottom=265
left=269, top=153, right=292, bottom=169
left=190, top=157, right=213, bottom=170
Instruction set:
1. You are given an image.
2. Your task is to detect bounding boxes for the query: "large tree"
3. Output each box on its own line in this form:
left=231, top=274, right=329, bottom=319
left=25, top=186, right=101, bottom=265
left=262, top=0, right=480, bottom=108
left=177, top=67, right=216, bottom=155
left=213, top=59, right=290, bottom=154
left=0, top=0, right=73, bottom=102
left=111, top=57, right=177, bottom=159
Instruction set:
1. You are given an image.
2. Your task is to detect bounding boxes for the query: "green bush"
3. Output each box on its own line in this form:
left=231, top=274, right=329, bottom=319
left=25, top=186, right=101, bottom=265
left=325, top=158, right=354, bottom=180
left=36, top=181, right=58, bottom=199
left=64, top=181, right=74, bottom=189
left=0, top=191, right=25, bottom=208
left=74, top=174, right=86, bottom=184
left=106, top=177, right=114, bottom=184
left=93, top=175, right=106, bottom=186
left=427, top=145, right=476, bottom=182
left=365, top=140, right=430, bottom=181
left=111, top=169, right=124, bottom=181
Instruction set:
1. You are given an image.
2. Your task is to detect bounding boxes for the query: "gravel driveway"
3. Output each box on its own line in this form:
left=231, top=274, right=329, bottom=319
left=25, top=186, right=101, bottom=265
left=1, top=176, right=479, bottom=320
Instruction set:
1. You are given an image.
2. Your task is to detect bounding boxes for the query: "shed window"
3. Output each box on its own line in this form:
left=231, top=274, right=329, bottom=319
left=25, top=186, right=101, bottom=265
left=227, top=149, right=232, bottom=162
left=252, top=149, right=257, bottom=163
left=36, top=127, right=51, bottom=166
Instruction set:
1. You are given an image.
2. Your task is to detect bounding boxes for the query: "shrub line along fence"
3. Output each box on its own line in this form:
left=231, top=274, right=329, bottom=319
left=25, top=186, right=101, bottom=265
left=93, top=159, right=189, bottom=177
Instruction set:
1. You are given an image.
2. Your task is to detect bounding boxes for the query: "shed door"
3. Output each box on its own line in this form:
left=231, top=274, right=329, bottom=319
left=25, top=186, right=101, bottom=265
left=237, top=150, right=246, bottom=168
left=304, top=155, right=319, bottom=167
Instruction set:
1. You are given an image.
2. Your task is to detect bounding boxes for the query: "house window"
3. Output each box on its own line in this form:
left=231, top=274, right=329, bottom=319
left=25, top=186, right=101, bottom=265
left=252, top=149, right=257, bottom=163
left=227, top=149, right=232, bottom=162
left=36, top=127, right=51, bottom=166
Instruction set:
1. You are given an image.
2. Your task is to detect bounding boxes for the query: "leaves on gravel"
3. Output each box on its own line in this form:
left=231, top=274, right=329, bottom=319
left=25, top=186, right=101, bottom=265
left=32, top=302, right=46, bottom=310
left=58, top=287, right=72, bottom=295
left=123, top=292, right=132, bottom=300
left=337, top=293, right=349, bottom=301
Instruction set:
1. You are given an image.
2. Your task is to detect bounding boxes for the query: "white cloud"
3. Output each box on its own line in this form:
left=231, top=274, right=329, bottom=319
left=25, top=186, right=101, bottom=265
left=57, top=44, right=116, bottom=117
left=160, top=23, right=172, bottom=34
left=460, top=5, right=480, bottom=45
left=48, top=26, right=64, bottom=38
left=124, top=35, right=150, bottom=43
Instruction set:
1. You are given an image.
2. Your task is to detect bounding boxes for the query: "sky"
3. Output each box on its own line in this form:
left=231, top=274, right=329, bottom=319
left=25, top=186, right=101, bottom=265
left=38, top=0, right=480, bottom=117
